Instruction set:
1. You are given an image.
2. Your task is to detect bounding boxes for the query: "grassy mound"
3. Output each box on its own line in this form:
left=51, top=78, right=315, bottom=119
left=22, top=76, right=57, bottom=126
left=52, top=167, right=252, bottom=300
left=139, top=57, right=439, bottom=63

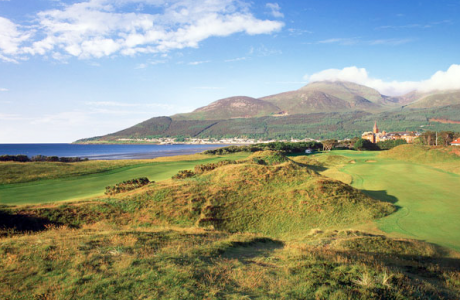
left=380, top=144, right=460, bottom=174
left=380, top=144, right=460, bottom=164
left=246, top=150, right=291, bottom=165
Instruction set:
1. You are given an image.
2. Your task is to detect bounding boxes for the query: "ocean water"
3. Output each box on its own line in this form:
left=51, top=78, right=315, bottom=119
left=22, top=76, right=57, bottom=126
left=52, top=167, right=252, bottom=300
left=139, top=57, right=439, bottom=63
left=0, top=144, right=227, bottom=160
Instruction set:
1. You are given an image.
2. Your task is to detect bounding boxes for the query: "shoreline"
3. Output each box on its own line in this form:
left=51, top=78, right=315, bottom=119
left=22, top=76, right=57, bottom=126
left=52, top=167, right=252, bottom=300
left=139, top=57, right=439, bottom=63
left=0, top=144, right=233, bottom=161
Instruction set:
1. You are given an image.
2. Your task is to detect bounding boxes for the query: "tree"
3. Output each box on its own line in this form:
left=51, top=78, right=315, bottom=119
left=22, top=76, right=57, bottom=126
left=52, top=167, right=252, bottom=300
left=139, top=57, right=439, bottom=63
left=354, top=138, right=379, bottom=151
left=439, top=131, right=454, bottom=146
left=420, top=131, right=436, bottom=145
left=322, top=139, right=338, bottom=151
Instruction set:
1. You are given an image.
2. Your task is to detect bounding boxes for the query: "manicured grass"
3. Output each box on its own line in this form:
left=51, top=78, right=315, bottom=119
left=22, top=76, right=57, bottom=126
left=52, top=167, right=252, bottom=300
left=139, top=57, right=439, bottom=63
left=0, top=153, right=249, bottom=205
left=311, top=150, right=460, bottom=251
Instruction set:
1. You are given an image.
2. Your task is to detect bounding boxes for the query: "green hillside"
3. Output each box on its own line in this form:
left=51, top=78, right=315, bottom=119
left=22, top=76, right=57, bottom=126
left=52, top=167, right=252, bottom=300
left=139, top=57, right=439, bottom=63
left=261, top=81, right=384, bottom=114
left=176, top=96, right=281, bottom=120
left=407, top=90, right=460, bottom=108
left=77, top=106, right=460, bottom=142
left=300, top=81, right=388, bottom=104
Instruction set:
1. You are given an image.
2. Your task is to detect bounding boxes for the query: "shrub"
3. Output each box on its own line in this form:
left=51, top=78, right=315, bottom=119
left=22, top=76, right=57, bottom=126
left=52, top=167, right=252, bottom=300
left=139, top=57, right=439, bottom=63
left=172, top=170, right=195, bottom=179
left=0, top=155, right=30, bottom=162
left=194, top=160, right=237, bottom=174
left=105, top=177, right=151, bottom=195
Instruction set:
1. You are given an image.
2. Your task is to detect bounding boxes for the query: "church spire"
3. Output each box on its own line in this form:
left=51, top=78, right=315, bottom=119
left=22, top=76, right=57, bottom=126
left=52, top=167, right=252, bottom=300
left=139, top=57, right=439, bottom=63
left=373, top=121, right=379, bottom=134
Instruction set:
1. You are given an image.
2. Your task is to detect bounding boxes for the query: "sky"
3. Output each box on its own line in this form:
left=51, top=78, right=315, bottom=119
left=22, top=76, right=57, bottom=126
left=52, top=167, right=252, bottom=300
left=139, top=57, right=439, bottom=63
left=0, top=0, right=459, bottom=143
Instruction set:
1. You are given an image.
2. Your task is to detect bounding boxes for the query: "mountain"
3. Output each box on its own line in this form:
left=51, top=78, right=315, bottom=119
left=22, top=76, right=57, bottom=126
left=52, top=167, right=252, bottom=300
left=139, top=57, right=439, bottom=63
left=75, top=81, right=460, bottom=143
left=405, top=90, right=460, bottom=108
left=174, top=96, right=281, bottom=120
left=260, top=81, right=387, bottom=114
left=261, top=81, right=408, bottom=113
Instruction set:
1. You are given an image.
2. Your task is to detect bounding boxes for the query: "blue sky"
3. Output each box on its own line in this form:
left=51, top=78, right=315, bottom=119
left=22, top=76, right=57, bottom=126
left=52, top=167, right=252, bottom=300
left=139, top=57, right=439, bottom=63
left=0, top=0, right=459, bottom=143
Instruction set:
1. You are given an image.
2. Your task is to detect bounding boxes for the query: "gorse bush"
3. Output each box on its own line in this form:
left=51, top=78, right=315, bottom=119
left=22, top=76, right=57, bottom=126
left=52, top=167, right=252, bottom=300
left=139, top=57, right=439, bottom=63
left=172, top=170, right=195, bottom=179
left=194, top=160, right=237, bottom=174
left=105, top=177, right=151, bottom=195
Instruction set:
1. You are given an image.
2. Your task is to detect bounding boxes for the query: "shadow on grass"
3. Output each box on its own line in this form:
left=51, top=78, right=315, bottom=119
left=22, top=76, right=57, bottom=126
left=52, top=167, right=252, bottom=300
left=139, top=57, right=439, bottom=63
left=0, top=209, right=57, bottom=234
left=305, top=165, right=327, bottom=172
left=362, top=189, right=399, bottom=205
left=220, top=237, right=284, bottom=262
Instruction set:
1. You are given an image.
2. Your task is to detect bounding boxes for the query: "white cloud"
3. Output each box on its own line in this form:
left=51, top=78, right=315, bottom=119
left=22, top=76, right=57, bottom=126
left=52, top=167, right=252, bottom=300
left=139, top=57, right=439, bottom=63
left=0, top=0, right=284, bottom=61
left=304, top=64, right=460, bottom=96
left=287, top=28, right=312, bottom=36
left=266, top=3, right=283, bottom=18
left=0, top=17, right=32, bottom=62
left=249, top=44, right=282, bottom=56
left=376, top=20, right=453, bottom=30
left=135, top=63, right=148, bottom=69
left=225, top=56, right=247, bottom=62
left=317, top=38, right=359, bottom=46
left=0, top=88, right=8, bottom=92
left=369, top=38, right=414, bottom=46
left=188, top=60, right=210, bottom=65
left=316, top=37, right=414, bottom=46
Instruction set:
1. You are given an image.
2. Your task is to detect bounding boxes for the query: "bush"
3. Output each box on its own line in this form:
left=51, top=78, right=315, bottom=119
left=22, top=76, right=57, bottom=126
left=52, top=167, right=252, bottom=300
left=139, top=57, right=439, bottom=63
left=105, top=177, right=151, bottom=195
left=0, top=155, right=30, bottom=162
left=194, top=160, right=237, bottom=174
left=172, top=170, right=195, bottom=180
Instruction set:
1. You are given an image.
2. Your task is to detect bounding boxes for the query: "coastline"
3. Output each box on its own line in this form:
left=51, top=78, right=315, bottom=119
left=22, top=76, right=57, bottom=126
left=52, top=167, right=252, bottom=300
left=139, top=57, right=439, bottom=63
left=0, top=143, right=232, bottom=161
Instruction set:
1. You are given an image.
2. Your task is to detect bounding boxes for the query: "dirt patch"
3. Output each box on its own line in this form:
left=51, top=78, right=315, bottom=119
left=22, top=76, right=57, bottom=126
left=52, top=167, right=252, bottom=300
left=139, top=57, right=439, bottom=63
left=365, top=160, right=377, bottom=163
left=429, top=118, right=460, bottom=124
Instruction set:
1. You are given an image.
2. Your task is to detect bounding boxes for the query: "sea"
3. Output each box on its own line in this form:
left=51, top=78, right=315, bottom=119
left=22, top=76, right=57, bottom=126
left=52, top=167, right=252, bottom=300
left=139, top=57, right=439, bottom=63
left=0, top=144, right=229, bottom=160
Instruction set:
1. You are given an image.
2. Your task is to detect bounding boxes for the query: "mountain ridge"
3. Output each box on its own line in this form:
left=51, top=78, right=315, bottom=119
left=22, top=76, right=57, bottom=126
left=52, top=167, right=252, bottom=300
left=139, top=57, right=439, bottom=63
left=76, top=81, right=460, bottom=143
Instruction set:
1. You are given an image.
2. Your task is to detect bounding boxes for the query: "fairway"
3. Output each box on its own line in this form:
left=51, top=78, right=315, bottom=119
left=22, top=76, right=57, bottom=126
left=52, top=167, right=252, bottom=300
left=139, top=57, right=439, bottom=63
left=313, top=150, right=460, bottom=251
left=0, top=153, right=249, bottom=205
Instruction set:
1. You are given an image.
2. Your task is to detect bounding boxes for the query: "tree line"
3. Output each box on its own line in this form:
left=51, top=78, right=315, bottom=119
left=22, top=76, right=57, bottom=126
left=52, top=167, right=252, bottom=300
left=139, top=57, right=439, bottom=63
left=203, top=141, right=323, bottom=155
left=0, top=154, right=89, bottom=163
left=418, top=131, right=460, bottom=146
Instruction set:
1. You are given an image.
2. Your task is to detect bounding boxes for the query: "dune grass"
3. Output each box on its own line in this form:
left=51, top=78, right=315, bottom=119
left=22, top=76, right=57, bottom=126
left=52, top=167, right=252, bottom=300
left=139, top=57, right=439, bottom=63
left=0, top=153, right=249, bottom=205
left=310, top=148, right=460, bottom=252
left=2, top=225, right=459, bottom=299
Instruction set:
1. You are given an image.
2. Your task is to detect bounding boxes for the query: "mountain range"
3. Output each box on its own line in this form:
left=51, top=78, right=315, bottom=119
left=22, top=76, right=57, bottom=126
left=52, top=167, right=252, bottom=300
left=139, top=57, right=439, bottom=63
left=77, top=81, right=460, bottom=142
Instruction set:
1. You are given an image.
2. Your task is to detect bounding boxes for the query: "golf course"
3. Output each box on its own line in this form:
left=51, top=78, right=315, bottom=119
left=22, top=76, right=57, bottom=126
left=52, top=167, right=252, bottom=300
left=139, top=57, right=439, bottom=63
left=312, top=149, right=460, bottom=252
left=1, top=146, right=459, bottom=252
left=0, top=153, right=249, bottom=205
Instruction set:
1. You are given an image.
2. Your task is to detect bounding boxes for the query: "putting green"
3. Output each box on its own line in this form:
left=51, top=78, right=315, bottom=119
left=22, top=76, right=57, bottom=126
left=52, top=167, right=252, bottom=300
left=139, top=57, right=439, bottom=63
left=0, top=154, right=249, bottom=205
left=314, top=151, right=460, bottom=251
